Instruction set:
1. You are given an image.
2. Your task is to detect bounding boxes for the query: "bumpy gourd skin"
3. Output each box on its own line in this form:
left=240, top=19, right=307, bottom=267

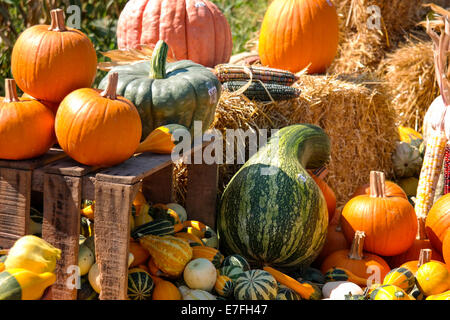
left=217, top=124, right=331, bottom=271
left=98, top=60, right=221, bottom=140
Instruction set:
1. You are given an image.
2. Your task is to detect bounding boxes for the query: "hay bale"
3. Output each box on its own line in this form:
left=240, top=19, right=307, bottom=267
left=377, top=39, right=439, bottom=128
left=174, top=73, right=398, bottom=208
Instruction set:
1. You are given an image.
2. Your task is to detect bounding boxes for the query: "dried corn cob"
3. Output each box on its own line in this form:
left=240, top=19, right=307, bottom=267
left=444, top=144, right=450, bottom=194
left=215, top=64, right=298, bottom=86
left=414, top=130, right=447, bottom=218
left=223, top=80, right=301, bottom=102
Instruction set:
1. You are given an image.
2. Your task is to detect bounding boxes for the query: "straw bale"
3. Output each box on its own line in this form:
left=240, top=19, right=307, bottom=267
left=377, top=39, right=439, bottom=129
left=173, top=73, right=398, bottom=208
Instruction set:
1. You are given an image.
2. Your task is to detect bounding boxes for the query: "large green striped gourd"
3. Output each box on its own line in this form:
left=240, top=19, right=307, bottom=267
left=234, top=269, right=278, bottom=300
left=218, top=124, right=330, bottom=270
left=127, top=270, right=154, bottom=300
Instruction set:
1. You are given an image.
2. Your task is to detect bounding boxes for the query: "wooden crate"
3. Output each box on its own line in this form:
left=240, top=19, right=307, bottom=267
left=0, top=142, right=218, bottom=300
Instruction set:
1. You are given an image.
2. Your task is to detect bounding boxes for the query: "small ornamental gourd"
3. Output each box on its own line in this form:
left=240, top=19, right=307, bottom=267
left=341, top=171, right=417, bottom=256
left=276, top=284, right=302, bottom=300
left=382, top=267, right=416, bottom=293
left=191, top=247, right=224, bottom=268
left=178, top=286, right=217, bottom=300
left=135, top=124, right=188, bottom=155
left=426, top=290, right=450, bottom=300
left=392, top=141, right=423, bottom=178
left=322, top=281, right=364, bottom=300
left=218, top=266, right=245, bottom=282
left=55, top=72, right=142, bottom=167
left=129, top=241, right=150, bottom=268
left=183, top=258, right=217, bottom=292
left=150, top=276, right=182, bottom=300
left=222, top=254, right=251, bottom=271
left=370, top=284, right=414, bottom=300
left=309, top=167, right=337, bottom=220
left=320, top=231, right=391, bottom=282
left=139, top=235, right=193, bottom=278
left=0, top=79, right=55, bottom=160
left=234, top=269, right=278, bottom=300
left=0, top=268, right=56, bottom=300
left=11, top=9, right=97, bottom=103
left=77, top=244, right=94, bottom=276
left=400, top=248, right=434, bottom=275
left=127, top=269, right=154, bottom=300
left=416, top=261, right=450, bottom=296
left=214, top=275, right=235, bottom=298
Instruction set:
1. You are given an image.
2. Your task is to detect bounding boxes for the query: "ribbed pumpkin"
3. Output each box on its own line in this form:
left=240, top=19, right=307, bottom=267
left=214, top=275, right=234, bottom=298
left=443, top=230, right=450, bottom=265
left=127, top=269, right=154, bottom=300
left=258, top=0, right=339, bottom=74
left=0, top=79, right=55, bottom=160
left=426, top=193, right=450, bottom=253
left=150, top=276, right=182, bottom=300
left=11, top=9, right=97, bottom=103
left=351, top=176, right=408, bottom=200
left=341, top=171, right=417, bottom=256
left=98, top=40, right=221, bottom=140
left=309, top=167, right=337, bottom=221
left=192, top=247, right=224, bottom=268
left=222, top=254, right=251, bottom=272
left=234, top=270, right=278, bottom=300
left=370, top=284, right=414, bottom=300
left=320, top=231, right=391, bottom=283
left=21, top=93, right=60, bottom=115
left=382, top=267, right=416, bottom=293
left=388, top=216, right=444, bottom=268
left=55, top=72, right=142, bottom=167
left=139, top=235, right=193, bottom=278
left=116, top=0, right=232, bottom=68
left=218, top=124, right=330, bottom=270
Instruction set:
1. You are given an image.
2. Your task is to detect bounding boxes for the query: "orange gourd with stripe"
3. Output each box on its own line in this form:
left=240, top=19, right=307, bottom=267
left=139, top=235, right=192, bottom=278
left=192, top=246, right=224, bottom=268
left=174, top=232, right=204, bottom=247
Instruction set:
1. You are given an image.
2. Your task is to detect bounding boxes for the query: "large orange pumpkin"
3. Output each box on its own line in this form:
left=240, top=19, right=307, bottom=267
left=320, top=231, right=391, bottom=283
left=0, top=79, right=55, bottom=160
left=116, top=0, right=233, bottom=68
left=308, top=167, right=337, bottom=221
left=351, top=179, right=407, bottom=200
left=341, top=171, right=417, bottom=256
left=55, top=73, right=142, bottom=167
left=426, top=193, right=450, bottom=253
left=258, top=0, right=339, bottom=74
left=443, top=229, right=450, bottom=265
left=11, top=9, right=97, bottom=103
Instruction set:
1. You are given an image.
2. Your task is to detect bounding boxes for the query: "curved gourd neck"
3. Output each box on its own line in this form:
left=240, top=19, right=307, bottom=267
left=3, top=79, right=20, bottom=103
left=149, top=40, right=168, bottom=79
left=100, top=72, right=119, bottom=100
left=348, top=231, right=365, bottom=260
left=48, top=9, right=67, bottom=32
left=369, top=171, right=386, bottom=198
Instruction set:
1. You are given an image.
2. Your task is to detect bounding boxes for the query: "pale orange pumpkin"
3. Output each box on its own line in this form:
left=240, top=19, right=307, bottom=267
left=426, top=193, right=450, bottom=254
left=11, top=9, right=97, bottom=103
left=341, top=171, right=417, bottom=256
left=258, top=0, right=339, bottom=74
left=0, top=79, right=55, bottom=160
left=55, top=72, right=142, bottom=167
left=320, top=231, right=391, bottom=283
left=116, top=0, right=232, bottom=68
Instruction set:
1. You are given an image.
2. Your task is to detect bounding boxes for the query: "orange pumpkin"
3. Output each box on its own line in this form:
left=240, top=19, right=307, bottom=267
left=308, top=167, right=336, bottom=221
left=443, top=229, right=450, bottom=265
left=426, top=193, right=450, bottom=253
left=258, top=0, right=339, bottom=74
left=400, top=248, right=438, bottom=274
left=21, top=93, right=60, bottom=115
left=151, top=276, right=182, bottom=300
left=11, top=9, right=97, bottom=103
left=351, top=178, right=408, bottom=200
left=129, top=240, right=150, bottom=268
left=314, top=209, right=349, bottom=267
left=55, top=72, right=142, bottom=167
left=0, top=79, right=55, bottom=160
left=320, top=230, right=391, bottom=283
left=116, top=0, right=232, bottom=68
left=341, top=171, right=417, bottom=256
left=388, top=216, right=444, bottom=268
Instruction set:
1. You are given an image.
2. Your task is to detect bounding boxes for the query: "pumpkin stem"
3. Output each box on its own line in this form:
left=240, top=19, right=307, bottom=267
left=149, top=40, right=168, bottom=79
left=348, top=230, right=365, bottom=260
left=100, top=72, right=119, bottom=100
left=418, top=248, right=432, bottom=268
left=369, top=171, right=386, bottom=198
left=4, top=79, right=20, bottom=103
left=48, top=9, right=67, bottom=32
left=416, top=216, right=428, bottom=240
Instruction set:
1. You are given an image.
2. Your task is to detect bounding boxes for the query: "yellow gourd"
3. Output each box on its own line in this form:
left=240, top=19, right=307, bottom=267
left=426, top=290, right=450, bottom=300
left=5, top=235, right=61, bottom=274
left=416, top=261, right=450, bottom=296
left=0, top=262, right=4, bottom=272
left=134, top=203, right=154, bottom=229
left=0, top=268, right=56, bottom=300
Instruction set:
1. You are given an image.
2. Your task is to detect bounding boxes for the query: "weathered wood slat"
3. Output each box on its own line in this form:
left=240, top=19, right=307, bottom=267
left=142, top=163, right=174, bottom=204
left=0, top=168, right=31, bottom=249
left=41, top=174, right=82, bottom=300
left=94, top=181, right=140, bottom=300
left=0, top=149, right=66, bottom=170
left=44, top=158, right=99, bottom=177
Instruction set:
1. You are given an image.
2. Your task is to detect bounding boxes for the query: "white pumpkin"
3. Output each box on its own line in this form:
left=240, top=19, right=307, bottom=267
left=178, top=285, right=217, bottom=300
left=322, top=281, right=364, bottom=300
left=166, top=203, right=187, bottom=222
left=183, top=258, right=217, bottom=292
left=78, top=244, right=95, bottom=276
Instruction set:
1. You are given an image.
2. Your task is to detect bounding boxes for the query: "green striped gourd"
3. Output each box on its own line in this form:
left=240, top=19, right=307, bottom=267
left=127, top=270, right=154, bottom=300
left=131, top=219, right=174, bottom=240
left=214, top=275, right=235, bottom=298
left=219, top=266, right=245, bottom=282
left=217, top=124, right=330, bottom=270
left=276, top=284, right=302, bottom=300
left=382, top=267, right=416, bottom=294
left=222, top=254, right=251, bottom=271
left=234, top=269, right=278, bottom=300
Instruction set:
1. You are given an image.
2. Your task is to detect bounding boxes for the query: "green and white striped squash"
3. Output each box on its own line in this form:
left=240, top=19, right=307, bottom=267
left=219, top=265, right=245, bottom=282
left=276, top=284, right=302, bottom=300
left=131, top=219, right=174, bottom=240
left=214, top=275, right=235, bottom=298
left=222, top=254, right=251, bottom=271
left=234, top=269, right=278, bottom=300
left=217, top=124, right=330, bottom=270
left=127, top=270, right=154, bottom=300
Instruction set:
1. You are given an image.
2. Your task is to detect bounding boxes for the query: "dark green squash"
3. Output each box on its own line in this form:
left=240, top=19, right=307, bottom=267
left=127, top=270, right=154, bottom=300
left=217, top=124, right=330, bottom=271
left=98, top=40, right=221, bottom=140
